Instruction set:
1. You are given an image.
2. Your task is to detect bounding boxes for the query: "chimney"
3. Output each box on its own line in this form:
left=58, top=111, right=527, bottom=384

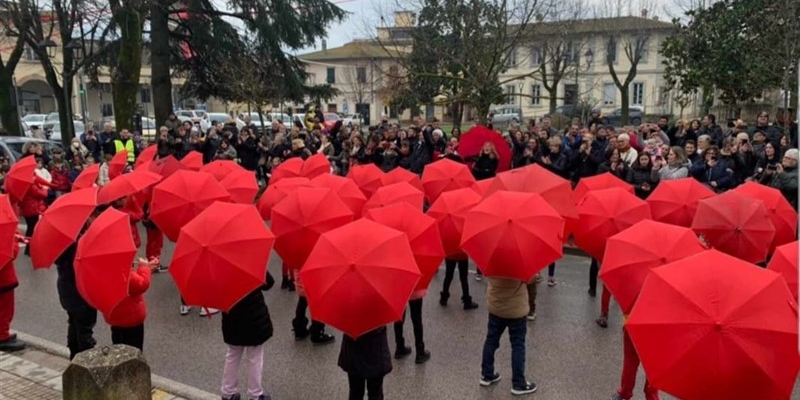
left=321, top=39, right=327, bottom=51
left=641, top=9, right=648, bottom=18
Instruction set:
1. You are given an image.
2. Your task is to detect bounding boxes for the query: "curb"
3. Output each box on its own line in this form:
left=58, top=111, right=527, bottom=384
left=16, top=331, right=219, bottom=400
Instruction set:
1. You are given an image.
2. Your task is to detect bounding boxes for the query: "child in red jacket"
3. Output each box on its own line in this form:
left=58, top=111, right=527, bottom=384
left=110, top=196, right=142, bottom=249
left=103, top=257, right=152, bottom=351
left=0, top=235, right=24, bottom=351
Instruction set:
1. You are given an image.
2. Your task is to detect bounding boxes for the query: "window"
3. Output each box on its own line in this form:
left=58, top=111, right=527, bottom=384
left=140, top=87, right=151, bottom=103
left=356, top=67, right=367, bottom=84
left=504, top=85, right=516, bottom=105
left=326, top=67, right=335, bottom=84
left=606, top=37, right=617, bottom=63
left=638, top=43, right=649, bottom=63
left=23, top=46, right=38, bottom=61
left=563, top=84, right=577, bottom=105
left=602, top=83, right=616, bottom=105
left=327, top=104, right=337, bottom=113
left=101, top=103, right=113, bottom=117
left=99, top=83, right=112, bottom=93
left=566, top=42, right=579, bottom=64
left=530, top=84, right=541, bottom=106
left=530, top=47, right=541, bottom=67
left=506, top=48, right=517, bottom=67
left=632, top=83, right=645, bottom=106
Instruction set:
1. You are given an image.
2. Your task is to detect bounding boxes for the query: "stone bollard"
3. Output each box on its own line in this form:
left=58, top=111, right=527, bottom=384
left=62, top=344, right=151, bottom=400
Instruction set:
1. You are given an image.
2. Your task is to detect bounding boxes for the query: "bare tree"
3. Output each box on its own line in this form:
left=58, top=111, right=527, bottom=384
left=339, top=61, right=381, bottom=106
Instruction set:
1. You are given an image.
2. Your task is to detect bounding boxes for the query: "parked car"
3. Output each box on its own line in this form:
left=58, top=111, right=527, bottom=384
left=0, top=136, right=64, bottom=164
left=49, top=121, right=86, bottom=141
left=22, top=114, right=47, bottom=128
left=175, top=109, right=207, bottom=123
left=105, top=117, right=158, bottom=140
left=236, top=112, right=269, bottom=133
left=490, top=107, right=523, bottom=127
left=601, top=107, right=644, bottom=126
left=205, top=113, right=232, bottom=125
left=342, top=113, right=365, bottom=127
left=553, top=104, right=595, bottom=120
left=322, top=113, right=340, bottom=130
left=42, top=112, right=60, bottom=133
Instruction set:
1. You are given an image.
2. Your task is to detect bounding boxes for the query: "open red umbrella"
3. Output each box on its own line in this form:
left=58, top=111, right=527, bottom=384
left=301, top=152, right=331, bottom=179
left=458, top=125, right=511, bottom=172
left=270, top=157, right=304, bottom=184
left=421, top=158, right=476, bottom=203
left=170, top=202, right=275, bottom=311
left=599, top=220, right=706, bottom=314
left=426, top=187, right=482, bottom=257
left=362, top=182, right=424, bottom=216
left=300, top=218, right=420, bottom=338
left=733, top=181, right=798, bottom=251
left=147, top=155, right=187, bottom=179
left=646, top=178, right=715, bottom=227
left=74, top=208, right=137, bottom=315
left=627, top=250, right=800, bottom=400
left=0, top=195, right=18, bottom=268
left=4, top=156, right=36, bottom=203
left=256, top=177, right=311, bottom=220
left=134, top=145, right=157, bottom=169
left=97, top=169, right=162, bottom=205
left=220, top=168, right=259, bottom=204
left=573, top=187, right=652, bottom=261
left=30, top=187, right=98, bottom=269
left=347, top=163, right=384, bottom=198
left=572, top=172, right=634, bottom=205
left=691, top=191, right=775, bottom=264
left=271, top=187, right=354, bottom=270
left=180, top=151, right=204, bottom=171
left=151, top=170, right=232, bottom=241
left=382, top=167, right=423, bottom=193
left=108, top=150, right=129, bottom=180
left=200, top=160, right=244, bottom=182
left=364, top=203, right=444, bottom=292
left=470, top=177, right=495, bottom=197
left=767, top=240, right=798, bottom=301
left=310, top=174, right=367, bottom=216
left=72, top=164, right=100, bottom=190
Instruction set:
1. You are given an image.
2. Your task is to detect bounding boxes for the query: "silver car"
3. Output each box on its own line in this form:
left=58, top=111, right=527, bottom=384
left=490, top=107, right=523, bottom=127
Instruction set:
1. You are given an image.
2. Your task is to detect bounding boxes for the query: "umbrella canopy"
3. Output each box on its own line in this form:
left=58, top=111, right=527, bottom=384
left=573, top=187, right=652, bottom=261
left=426, top=187, right=482, bottom=257
left=461, top=191, right=564, bottom=281
left=180, top=151, right=204, bottom=171
left=97, top=169, right=162, bottom=205
left=300, top=218, right=420, bottom=338
left=767, top=240, right=798, bottom=301
left=5, top=156, right=36, bottom=203
left=147, top=155, right=187, bottom=179
left=256, top=177, right=312, bottom=220
left=364, top=203, right=444, bottom=292
left=572, top=172, right=634, bottom=205
left=599, top=220, right=706, bottom=314
left=691, top=190, right=775, bottom=264
left=108, top=150, right=129, bottom=180
left=72, top=164, right=100, bottom=190
left=421, top=158, right=476, bottom=202
left=151, top=170, right=232, bottom=241
left=200, top=160, right=244, bottom=182
left=270, top=157, right=304, bottom=184
left=470, top=177, right=495, bottom=197
left=310, top=174, right=367, bottom=216
left=362, top=182, right=424, bottom=216
left=458, top=125, right=512, bottom=172
left=733, top=181, right=798, bottom=251
left=0, top=195, right=18, bottom=268
left=30, top=187, right=98, bottom=269
left=220, top=168, right=259, bottom=204
left=382, top=167, right=424, bottom=193
left=347, top=163, right=384, bottom=198
left=301, top=152, right=331, bottom=179
left=627, top=250, right=800, bottom=400
left=74, top=208, right=137, bottom=315
left=271, top=187, right=354, bottom=270
left=134, top=145, right=157, bottom=169
left=646, top=178, right=715, bottom=227
left=170, top=202, right=275, bottom=312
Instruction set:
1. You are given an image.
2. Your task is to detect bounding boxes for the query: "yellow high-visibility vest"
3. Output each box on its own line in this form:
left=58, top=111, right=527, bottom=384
left=114, top=139, right=135, bottom=163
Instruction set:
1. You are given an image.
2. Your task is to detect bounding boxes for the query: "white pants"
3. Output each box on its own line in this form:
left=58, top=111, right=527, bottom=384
left=221, top=344, right=264, bottom=398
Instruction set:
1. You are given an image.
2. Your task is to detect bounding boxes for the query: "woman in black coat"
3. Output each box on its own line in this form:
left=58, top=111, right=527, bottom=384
left=469, top=142, right=500, bottom=180
left=338, top=326, right=392, bottom=400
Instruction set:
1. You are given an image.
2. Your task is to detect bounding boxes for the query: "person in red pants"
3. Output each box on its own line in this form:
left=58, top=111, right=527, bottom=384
left=142, top=203, right=165, bottom=272
left=0, top=235, right=24, bottom=352
left=596, top=286, right=613, bottom=328
left=611, top=321, right=659, bottom=400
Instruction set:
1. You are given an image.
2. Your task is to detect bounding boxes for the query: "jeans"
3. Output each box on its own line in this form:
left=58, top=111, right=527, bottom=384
left=393, top=299, right=424, bottom=351
left=547, top=262, right=555, bottom=278
left=347, top=373, right=384, bottom=400
left=589, top=258, right=600, bottom=292
left=221, top=344, right=264, bottom=399
left=111, top=324, right=144, bottom=351
left=66, top=306, right=97, bottom=360
left=443, top=258, right=470, bottom=299
left=481, top=314, right=527, bottom=388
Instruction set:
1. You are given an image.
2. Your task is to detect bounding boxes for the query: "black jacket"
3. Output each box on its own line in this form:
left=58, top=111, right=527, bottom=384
left=409, top=128, right=435, bottom=174
left=338, top=326, right=392, bottom=378
left=236, top=137, right=259, bottom=171
left=55, top=244, right=95, bottom=312
left=470, top=154, right=498, bottom=180
left=221, top=272, right=275, bottom=347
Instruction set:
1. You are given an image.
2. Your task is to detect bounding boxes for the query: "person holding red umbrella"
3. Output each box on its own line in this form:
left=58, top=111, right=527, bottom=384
left=56, top=241, right=97, bottom=359
left=338, top=326, right=393, bottom=400
left=0, top=234, right=24, bottom=352
left=102, top=256, right=152, bottom=351
left=20, top=170, right=49, bottom=256
left=467, top=142, right=500, bottom=181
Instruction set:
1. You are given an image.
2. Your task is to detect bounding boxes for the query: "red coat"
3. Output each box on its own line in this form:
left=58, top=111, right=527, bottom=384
left=0, top=244, right=20, bottom=293
left=19, top=184, right=47, bottom=217
left=49, top=165, right=71, bottom=192
left=104, top=264, right=151, bottom=327
left=121, top=197, right=143, bottom=248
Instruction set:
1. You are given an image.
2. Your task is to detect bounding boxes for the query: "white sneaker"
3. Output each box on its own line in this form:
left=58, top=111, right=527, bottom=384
left=180, top=305, right=191, bottom=316
left=526, top=312, right=537, bottom=321
left=199, top=307, right=219, bottom=317
left=475, top=271, right=483, bottom=281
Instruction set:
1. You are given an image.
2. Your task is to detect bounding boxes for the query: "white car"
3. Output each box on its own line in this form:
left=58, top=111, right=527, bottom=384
left=342, top=113, right=365, bottom=127
left=50, top=121, right=86, bottom=141
left=22, top=114, right=47, bottom=129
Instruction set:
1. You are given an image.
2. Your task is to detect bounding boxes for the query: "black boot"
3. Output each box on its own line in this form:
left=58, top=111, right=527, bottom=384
left=415, top=345, right=431, bottom=364
left=462, top=295, right=478, bottom=310
left=310, top=321, right=335, bottom=345
left=394, top=346, right=412, bottom=359
left=439, top=291, right=449, bottom=306
left=287, top=279, right=295, bottom=292
left=292, top=318, right=309, bottom=341
left=281, top=275, right=290, bottom=289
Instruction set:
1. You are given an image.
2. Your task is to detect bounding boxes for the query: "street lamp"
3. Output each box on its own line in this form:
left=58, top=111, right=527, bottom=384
left=37, top=39, right=57, bottom=57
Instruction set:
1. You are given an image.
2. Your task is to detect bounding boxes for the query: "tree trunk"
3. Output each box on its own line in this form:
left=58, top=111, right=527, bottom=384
left=53, top=86, right=74, bottom=149
left=0, top=73, right=21, bottom=136
left=111, top=6, right=145, bottom=132
left=450, top=102, right=463, bottom=130
left=150, top=0, right=172, bottom=127
left=619, top=87, right=630, bottom=125
left=548, top=89, right=558, bottom=114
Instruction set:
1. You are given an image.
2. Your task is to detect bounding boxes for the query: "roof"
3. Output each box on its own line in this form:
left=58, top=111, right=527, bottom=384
left=519, top=16, right=675, bottom=36
left=299, top=40, right=410, bottom=62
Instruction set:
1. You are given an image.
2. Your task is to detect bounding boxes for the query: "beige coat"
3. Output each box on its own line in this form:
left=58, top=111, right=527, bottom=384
left=487, top=277, right=529, bottom=319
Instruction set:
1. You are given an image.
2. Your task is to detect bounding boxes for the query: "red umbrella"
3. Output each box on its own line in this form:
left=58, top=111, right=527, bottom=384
left=362, top=182, right=424, bottom=216
left=30, top=187, right=98, bottom=269
left=300, top=218, right=420, bottom=338
left=97, top=169, right=162, bottom=205
left=573, top=187, right=652, bottom=261
left=220, top=168, right=259, bottom=204
left=180, top=151, right=203, bottom=171
left=108, top=150, right=129, bottom=180
left=461, top=191, right=564, bottom=281
left=572, top=172, right=634, bottom=205
left=646, top=178, right=715, bottom=227
left=256, top=177, right=311, bottom=220
left=691, top=191, right=775, bottom=264
left=147, top=155, right=187, bottom=179
left=170, top=202, right=275, bottom=311
left=421, top=158, right=476, bottom=202
left=458, top=125, right=512, bottom=172
left=733, top=181, right=798, bottom=251
left=150, top=170, right=232, bottom=241
left=0, top=195, right=18, bottom=268
left=767, top=240, right=798, bottom=301
left=134, top=145, right=157, bottom=169
left=200, top=160, right=244, bottom=182
left=4, top=156, right=36, bottom=203
left=470, top=177, right=495, bottom=197
left=310, top=174, right=367, bottom=216
left=72, top=164, right=100, bottom=190
left=426, top=187, right=482, bottom=257
left=347, top=163, right=384, bottom=198
left=382, top=167, right=424, bottom=193
left=270, top=157, right=304, bottom=184
left=271, top=187, right=354, bottom=270
left=599, top=220, right=706, bottom=314
left=301, top=153, right=331, bottom=179
left=364, top=203, right=444, bottom=292
left=74, top=208, right=137, bottom=315
left=627, top=250, right=800, bottom=400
